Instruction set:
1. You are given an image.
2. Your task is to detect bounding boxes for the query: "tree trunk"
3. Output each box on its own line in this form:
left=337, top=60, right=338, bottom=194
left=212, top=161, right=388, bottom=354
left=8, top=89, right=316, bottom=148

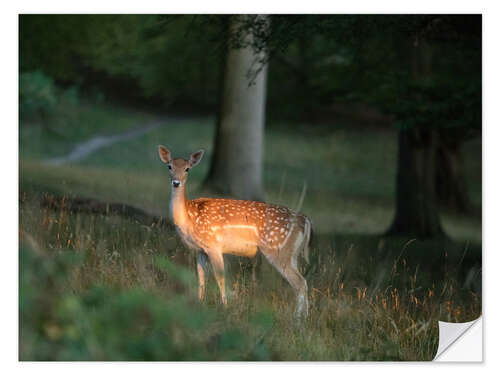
left=436, top=137, right=471, bottom=213
left=387, top=37, right=445, bottom=239
left=388, top=128, right=444, bottom=238
left=203, top=15, right=268, bottom=201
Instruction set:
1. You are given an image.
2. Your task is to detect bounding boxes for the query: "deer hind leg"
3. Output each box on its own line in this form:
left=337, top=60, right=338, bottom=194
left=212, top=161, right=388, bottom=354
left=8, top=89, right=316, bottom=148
left=260, top=229, right=309, bottom=318
left=206, top=249, right=227, bottom=305
left=284, top=263, right=309, bottom=319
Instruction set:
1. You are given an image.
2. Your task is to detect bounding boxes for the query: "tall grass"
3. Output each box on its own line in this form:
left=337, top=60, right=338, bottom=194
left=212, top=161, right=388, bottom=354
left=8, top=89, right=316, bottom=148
left=19, top=191, right=480, bottom=360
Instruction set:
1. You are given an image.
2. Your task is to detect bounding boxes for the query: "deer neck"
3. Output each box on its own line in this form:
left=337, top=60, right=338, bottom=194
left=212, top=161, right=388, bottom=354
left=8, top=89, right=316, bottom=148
left=170, top=184, right=190, bottom=231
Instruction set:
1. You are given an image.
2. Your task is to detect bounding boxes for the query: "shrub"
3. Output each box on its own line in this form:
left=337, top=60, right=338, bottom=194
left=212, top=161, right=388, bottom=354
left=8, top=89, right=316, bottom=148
left=19, top=70, right=80, bottom=122
left=19, top=239, right=274, bottom=361
left=19, top=71, right=58, bottom=118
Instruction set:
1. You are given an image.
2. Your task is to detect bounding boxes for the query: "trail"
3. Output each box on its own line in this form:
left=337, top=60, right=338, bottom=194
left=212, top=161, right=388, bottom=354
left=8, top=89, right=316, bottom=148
left=45, top=122, right=160, bottom=166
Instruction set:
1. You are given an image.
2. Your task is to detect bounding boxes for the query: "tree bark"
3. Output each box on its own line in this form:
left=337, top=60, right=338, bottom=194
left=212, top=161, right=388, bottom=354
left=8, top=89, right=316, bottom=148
left=203, top=15, right=268, bottom=201
left=436, top=137, right=471, bottom=213
left=387, top=38, right=444, bottom=238
left=388, top=128, right=444, bottom=238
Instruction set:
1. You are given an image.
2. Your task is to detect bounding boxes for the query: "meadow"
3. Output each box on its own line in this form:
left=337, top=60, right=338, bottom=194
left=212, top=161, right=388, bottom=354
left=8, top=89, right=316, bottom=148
left=19, top=102, right=482, bottom=361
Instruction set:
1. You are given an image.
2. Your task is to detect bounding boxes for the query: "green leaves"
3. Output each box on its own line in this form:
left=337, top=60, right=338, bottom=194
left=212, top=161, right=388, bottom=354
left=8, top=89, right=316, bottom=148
left=19, top=71, right=57, bottom=116
left=19, top=70, right=81, bottom=123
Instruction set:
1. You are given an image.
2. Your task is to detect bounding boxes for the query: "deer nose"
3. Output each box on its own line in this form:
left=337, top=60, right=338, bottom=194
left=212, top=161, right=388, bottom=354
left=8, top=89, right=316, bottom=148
left=172, top=180, right=181, bottom=188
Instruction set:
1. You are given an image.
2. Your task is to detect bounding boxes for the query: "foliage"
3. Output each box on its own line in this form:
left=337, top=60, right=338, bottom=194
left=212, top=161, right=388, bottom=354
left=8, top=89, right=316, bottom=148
left=19, top=15, right=87, bottom=82
left=348, top=16, right=481, bottom=137
left=19, top=70, right=80, bottom=122
left=391, top=79, right=482, bottom=136
left=20, top=15, right=222, bottom=111
left=19, top=233, right=274, bottom=360
left=235, top=14, right=481, bottom=135
left=19, top=14, right=481, bottom=134
left=19, top=71, right=58, bottom=118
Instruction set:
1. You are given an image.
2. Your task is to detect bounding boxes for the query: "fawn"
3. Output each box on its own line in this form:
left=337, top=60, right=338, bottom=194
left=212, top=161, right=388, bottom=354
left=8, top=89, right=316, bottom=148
left=158, top=146, right=312, bottom=318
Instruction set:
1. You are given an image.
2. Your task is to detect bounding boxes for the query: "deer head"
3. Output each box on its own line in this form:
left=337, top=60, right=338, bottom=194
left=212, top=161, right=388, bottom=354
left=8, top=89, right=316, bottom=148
left=158, top=146, right=204, bottom=189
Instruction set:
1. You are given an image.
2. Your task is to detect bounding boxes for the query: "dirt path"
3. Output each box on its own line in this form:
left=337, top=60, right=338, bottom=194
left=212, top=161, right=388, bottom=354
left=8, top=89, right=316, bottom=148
left=45, top=123, right=160, bottom=166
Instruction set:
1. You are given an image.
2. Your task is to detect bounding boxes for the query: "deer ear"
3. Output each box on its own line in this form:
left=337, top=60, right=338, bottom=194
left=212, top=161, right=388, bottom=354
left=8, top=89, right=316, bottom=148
left=158, top=145, right=172, bottom=164
left=189, top=150, right=204, bottom=168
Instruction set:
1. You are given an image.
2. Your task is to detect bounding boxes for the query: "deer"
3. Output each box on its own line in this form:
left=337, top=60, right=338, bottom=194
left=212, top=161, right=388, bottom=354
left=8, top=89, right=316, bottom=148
left=158, top=146, right=312, bottom=318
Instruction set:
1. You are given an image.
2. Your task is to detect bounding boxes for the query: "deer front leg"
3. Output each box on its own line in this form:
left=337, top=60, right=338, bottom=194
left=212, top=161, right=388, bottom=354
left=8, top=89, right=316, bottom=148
left=206, top=249, right=227, bottom=305
left=196, top=252, right=209, bottom=301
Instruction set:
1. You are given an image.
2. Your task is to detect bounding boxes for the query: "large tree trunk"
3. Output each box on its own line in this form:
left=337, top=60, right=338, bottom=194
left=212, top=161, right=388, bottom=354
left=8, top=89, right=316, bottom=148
left=436, top=137, right=471, bottom=213
left=203, top=15, right=268, bottom=201
left=388, top=38, right=444, bottom=238
left=388, top=128, right=444, bottom=238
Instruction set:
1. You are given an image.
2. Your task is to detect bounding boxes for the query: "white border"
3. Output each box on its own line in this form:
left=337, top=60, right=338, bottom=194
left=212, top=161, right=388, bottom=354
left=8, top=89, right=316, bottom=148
left=4, top=0, right=498, bottom=373
left=8, top=0, right=491, bottom=14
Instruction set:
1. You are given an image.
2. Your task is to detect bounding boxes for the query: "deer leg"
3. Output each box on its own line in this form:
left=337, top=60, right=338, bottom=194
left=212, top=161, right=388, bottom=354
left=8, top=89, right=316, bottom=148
left=196, top=252, right=209, bottom=301
left=261, top=235, right=309, bottom=319
left=283, top=266, right=309, bottom=319
left=251, top=252, right=262, bottom=286
left=206, top=249, right=227, bottom=305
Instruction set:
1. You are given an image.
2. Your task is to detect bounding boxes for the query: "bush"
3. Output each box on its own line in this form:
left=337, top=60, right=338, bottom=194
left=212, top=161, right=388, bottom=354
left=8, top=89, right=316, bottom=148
left=19, top=70, right=80, bottom=122
left=19, top=71, right=58, bottom=118
left=19, top=239, right=274, bottom=361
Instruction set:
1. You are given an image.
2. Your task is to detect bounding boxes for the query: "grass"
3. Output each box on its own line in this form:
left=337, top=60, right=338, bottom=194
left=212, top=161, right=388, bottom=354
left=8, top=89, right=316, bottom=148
left=19, top=101, right=157, bottom=160
left=19, top=102, right=482, bottom=360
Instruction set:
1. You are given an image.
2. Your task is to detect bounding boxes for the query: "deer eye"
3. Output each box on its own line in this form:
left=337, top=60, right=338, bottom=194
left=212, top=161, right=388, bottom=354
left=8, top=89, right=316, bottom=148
left=185, top=168, right=190, bottom=172
left=168, top=165, right=172, bottom=170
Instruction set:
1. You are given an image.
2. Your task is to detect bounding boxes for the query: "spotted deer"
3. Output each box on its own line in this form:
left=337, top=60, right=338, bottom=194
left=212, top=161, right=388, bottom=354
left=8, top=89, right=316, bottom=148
left=158, top=146, right=312, bottom=318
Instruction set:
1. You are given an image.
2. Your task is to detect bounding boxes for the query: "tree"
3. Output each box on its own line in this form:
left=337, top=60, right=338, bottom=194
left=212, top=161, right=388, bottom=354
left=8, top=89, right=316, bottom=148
left=386, top=38, right=443, bottom=237
left=387, top=16, right=481, bottom=237
left=203, top=15, right=270, bottom=200
left=202, top=14, right=481, bottom=230
left=436, top=130, right=473, bottom=213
